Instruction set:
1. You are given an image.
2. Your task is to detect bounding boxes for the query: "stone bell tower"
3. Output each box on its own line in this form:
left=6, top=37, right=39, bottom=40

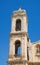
left=8, top=8, right=29, bottom=65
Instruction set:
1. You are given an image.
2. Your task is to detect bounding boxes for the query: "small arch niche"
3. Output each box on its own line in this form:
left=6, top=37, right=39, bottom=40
left=15, top=19, right=21, bottom=31
left=15, top=40, right=21, bottom=57
left=36, top=44, right=40, bottom=54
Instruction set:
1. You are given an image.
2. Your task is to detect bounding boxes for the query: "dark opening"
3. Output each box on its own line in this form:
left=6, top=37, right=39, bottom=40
left=27, top=37, right=29, bottom=42
left=16, top=19, right=21, bottom=31
left=27, top=47, right=29, bottom=60
left=15, top=40, right=21, bottom=57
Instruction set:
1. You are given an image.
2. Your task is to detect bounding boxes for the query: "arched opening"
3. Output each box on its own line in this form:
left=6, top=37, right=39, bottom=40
left=16, top=19, right=21, bottom=31
left=15, top=40, right=21, bottom=57
left=36, top=44, right=40, bottom=55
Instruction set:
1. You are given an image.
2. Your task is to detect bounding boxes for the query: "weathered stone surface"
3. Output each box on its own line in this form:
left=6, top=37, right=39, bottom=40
left=7, top=8, right=40, bottom=65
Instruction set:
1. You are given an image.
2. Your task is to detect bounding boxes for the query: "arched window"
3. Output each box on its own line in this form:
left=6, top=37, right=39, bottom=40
left=36, top=44, right=40, bottom=55
left=15, top=40, right=21, bottom=57
left=16, top=19, right=21, bottom=31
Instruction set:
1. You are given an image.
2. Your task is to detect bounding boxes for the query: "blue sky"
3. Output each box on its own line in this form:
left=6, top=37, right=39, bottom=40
left=0, top=0, right=40, bottom=65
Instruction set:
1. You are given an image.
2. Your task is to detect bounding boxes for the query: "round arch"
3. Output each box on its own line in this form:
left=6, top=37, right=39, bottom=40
left=15, top=19, right=21, bottom=31
left=15, top=40, right=21, bottom=57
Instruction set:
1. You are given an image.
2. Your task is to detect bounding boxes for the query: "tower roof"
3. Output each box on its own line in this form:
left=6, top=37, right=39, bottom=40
left=13, top=8, right=26, bottom=16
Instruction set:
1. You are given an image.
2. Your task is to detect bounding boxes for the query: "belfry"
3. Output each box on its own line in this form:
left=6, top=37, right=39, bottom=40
left=8, top=8, right=40, bottom=65
left=8, top=8, right=29, bottom=65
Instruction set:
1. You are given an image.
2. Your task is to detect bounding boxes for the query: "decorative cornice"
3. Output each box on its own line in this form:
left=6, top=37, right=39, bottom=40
left=12, top=14, right=26, bottom=18
left=10, top=32, right=28, bottom=35
left=7, top=60, right=27, bottom=64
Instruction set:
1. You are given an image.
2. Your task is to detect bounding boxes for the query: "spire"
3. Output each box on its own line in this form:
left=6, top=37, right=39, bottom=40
left=20, top=0, right=22, bottom=9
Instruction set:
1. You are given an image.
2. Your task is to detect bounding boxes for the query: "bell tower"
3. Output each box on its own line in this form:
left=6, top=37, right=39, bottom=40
left=8, top=8, right=28, bottom=65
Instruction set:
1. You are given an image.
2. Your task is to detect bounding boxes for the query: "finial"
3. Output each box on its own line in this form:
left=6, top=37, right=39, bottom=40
left=19, top=8, right=22, bottom=11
